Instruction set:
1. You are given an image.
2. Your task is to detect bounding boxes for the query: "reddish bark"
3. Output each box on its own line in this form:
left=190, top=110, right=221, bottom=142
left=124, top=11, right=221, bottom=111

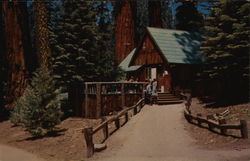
left=148, top=1, right=162, bottom=27
left=115, top=0, right=136, bottom=64
left=3, top=1, right=31, bottom=109
left=34, top=1, right=51, bottom=67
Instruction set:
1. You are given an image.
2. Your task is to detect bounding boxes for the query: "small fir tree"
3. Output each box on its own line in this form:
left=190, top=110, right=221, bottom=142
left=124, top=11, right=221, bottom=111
left=10, top=66, right=63, bottom=137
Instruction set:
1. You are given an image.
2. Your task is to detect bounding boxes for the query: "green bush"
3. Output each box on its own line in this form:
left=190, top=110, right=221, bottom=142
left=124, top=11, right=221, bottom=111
left=10, top=66, right=64, bottom=137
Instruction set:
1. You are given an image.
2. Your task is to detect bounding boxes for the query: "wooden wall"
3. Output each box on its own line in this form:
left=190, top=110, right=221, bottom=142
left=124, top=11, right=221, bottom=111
left=131, top=35, right=164, bottom=66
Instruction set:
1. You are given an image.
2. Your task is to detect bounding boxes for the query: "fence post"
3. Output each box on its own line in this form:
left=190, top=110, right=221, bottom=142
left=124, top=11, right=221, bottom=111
left=85, top=83, right=89, bottom=118
left=134, top=105, right=138, bottom=115
left=96, top=83, right=102, bottom=119
left=218, top=119, right=227, bottom=135
left=240, top=120, right=248, bottom=139
left=115, top=117, right=120, bottom=129
left=196, top=113, right=202, bottom=125
left=121, top=83, right=125, bottom=108
left=125, top=111, right=129, bottom=123
left=101, top=117, right=109, bottom=141
left=83, top=127, right=94, bottom=158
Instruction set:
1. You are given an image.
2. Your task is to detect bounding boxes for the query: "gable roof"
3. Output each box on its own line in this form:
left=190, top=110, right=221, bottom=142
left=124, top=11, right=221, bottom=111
left=119, top=48, right=142, bottom=72
left=146, top=27, right=204, bottom=64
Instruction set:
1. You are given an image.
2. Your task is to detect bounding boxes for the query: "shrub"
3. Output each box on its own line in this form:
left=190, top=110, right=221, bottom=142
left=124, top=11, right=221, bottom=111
left=10, top=66, right=64, bottom=137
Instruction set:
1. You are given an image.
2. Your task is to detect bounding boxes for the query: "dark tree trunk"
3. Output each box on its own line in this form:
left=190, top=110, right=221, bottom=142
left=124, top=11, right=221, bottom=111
left=34, top=1, right=51, bottom=67
left=115, top=0, right=136, bottom=64
left=148, top=1, right=162, bottom=27
left=3, top=1, right=31, bottom=109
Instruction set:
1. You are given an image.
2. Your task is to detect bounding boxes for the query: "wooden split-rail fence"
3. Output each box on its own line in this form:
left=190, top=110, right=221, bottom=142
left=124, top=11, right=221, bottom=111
left=69, top=82, right=146, bottom=118
left=184, top=109, right=248, bottom=139
left=83, top=98, right=145, bottom=158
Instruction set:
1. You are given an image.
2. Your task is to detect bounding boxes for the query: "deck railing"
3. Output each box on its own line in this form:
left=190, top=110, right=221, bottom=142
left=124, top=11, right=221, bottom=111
left=69, top=82, right=146, bottom=118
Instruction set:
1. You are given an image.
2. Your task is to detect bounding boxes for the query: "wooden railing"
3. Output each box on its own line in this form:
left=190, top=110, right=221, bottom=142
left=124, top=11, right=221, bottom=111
left=184, top=109, right=248, bottom=139
left=83, top=98, right=145, bottom=158
left=84, top=82, right=146, bottom=118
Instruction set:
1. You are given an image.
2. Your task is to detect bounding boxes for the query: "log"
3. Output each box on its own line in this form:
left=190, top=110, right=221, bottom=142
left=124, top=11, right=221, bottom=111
left=83, top=128, right=94, bottom=158
left=240, top=120, right=248, bottom=139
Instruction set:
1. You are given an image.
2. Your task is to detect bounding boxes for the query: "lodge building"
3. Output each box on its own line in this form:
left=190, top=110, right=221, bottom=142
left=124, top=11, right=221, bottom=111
left=119, top=27, right=204, bottom=94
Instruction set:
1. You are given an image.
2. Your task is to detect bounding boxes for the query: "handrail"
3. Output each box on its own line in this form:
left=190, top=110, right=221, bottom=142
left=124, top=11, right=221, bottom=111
left=83, top=98, right=145, bottom=158
left=184, top=109, right=248, bottom=139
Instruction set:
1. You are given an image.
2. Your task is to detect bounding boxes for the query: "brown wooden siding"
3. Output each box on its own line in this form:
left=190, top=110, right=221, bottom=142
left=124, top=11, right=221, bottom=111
left=115, top=0, right=135, bottom=64
left=131, top=35, right=164, bottom=66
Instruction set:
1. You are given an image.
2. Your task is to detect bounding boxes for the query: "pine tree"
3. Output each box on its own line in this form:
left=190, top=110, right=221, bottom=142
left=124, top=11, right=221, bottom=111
left=95, top=0, right=124, bottom=81
left=10, top=66, right=64, bottom=137
left=200, top=0, right=249, bottom=102
left=175, top=1, right=203, bottom=31
left=52, top=0, right=100, bottom=87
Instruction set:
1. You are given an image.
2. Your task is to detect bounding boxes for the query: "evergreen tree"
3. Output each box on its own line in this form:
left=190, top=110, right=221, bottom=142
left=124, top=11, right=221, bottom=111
left=95, top=0, right=124, bottom=81
left=200, top=0, right=249, bottom=102
left=10, top=66, right=63, bottom=137
left=175, top=1, right=203, bottom=31
left=52, top=0, right=100, bottom=87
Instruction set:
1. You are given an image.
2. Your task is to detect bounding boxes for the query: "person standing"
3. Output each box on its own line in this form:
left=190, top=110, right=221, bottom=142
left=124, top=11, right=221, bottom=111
left=152, top=79, right=158, bottom=95
left=145, top=80, right=152, bottom=105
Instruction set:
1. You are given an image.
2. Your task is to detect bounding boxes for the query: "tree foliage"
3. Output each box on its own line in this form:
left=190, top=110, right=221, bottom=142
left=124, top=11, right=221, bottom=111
left=175, top=1, right=203, bottom=31
left=10, top=66, right=64, bottom=137
left=200, top=0, right=249, bottom=101
left=51, top=0, right=122, bottom=88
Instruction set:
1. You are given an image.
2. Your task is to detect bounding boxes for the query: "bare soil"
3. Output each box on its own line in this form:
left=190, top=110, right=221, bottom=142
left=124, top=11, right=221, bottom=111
left=0, top=99, right=249, bottom=161
left=184, top=98, right=250, bottom=150
left=0, top=117, right=101, bottom=161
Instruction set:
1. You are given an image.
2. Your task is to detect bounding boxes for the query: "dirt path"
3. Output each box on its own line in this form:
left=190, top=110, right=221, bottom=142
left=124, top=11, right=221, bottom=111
left=0, top=144, right=45, bottom=161
left=89, top=104, right=250, bottom=161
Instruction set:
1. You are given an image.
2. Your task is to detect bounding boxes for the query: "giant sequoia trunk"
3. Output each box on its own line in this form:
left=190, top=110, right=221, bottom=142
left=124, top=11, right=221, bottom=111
left=3, top=1, right=31, bottom=109
left=148, top=1, right=162, bottom=27
left=33, top=1, right=51, bottom=67
left=115, top=0, right=136, bottom=64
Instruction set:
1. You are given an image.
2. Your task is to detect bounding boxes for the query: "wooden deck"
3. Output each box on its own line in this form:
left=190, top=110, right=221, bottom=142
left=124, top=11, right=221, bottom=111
left=69, top=82, right=146, bottom=118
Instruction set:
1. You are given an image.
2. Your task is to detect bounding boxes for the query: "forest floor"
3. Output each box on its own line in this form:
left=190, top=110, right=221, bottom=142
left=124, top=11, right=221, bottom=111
left=0, top=98, right=249, bottom=161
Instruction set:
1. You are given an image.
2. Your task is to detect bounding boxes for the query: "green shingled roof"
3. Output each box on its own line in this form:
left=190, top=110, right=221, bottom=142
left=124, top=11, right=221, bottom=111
left=147, top=27, right=204, bottom=64
left=119, top=48, right=142, bottom=72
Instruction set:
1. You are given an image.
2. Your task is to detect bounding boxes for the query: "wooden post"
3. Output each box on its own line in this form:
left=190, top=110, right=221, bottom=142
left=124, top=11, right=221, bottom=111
left=83, top=127, right=94, bottom=158
left=96, top=83, right=102, bottom=119
left=240, top=120, right=248, bottom=139
left=101, top=117, right=109, bottom=141
left=125, top=112, right=129, bottom=123
left=218, top=119, right=227, bottom=135
left=115, top=117, right=120, bottom=129
left=207, top=116, right=212, bottom=129
left=85, top=83, right=89, bottom=118
left=134, top=105, right=137, bottom=115
left=121, top=83, right=125, bottom=109
left=196, top=113, right=202, bottom=125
